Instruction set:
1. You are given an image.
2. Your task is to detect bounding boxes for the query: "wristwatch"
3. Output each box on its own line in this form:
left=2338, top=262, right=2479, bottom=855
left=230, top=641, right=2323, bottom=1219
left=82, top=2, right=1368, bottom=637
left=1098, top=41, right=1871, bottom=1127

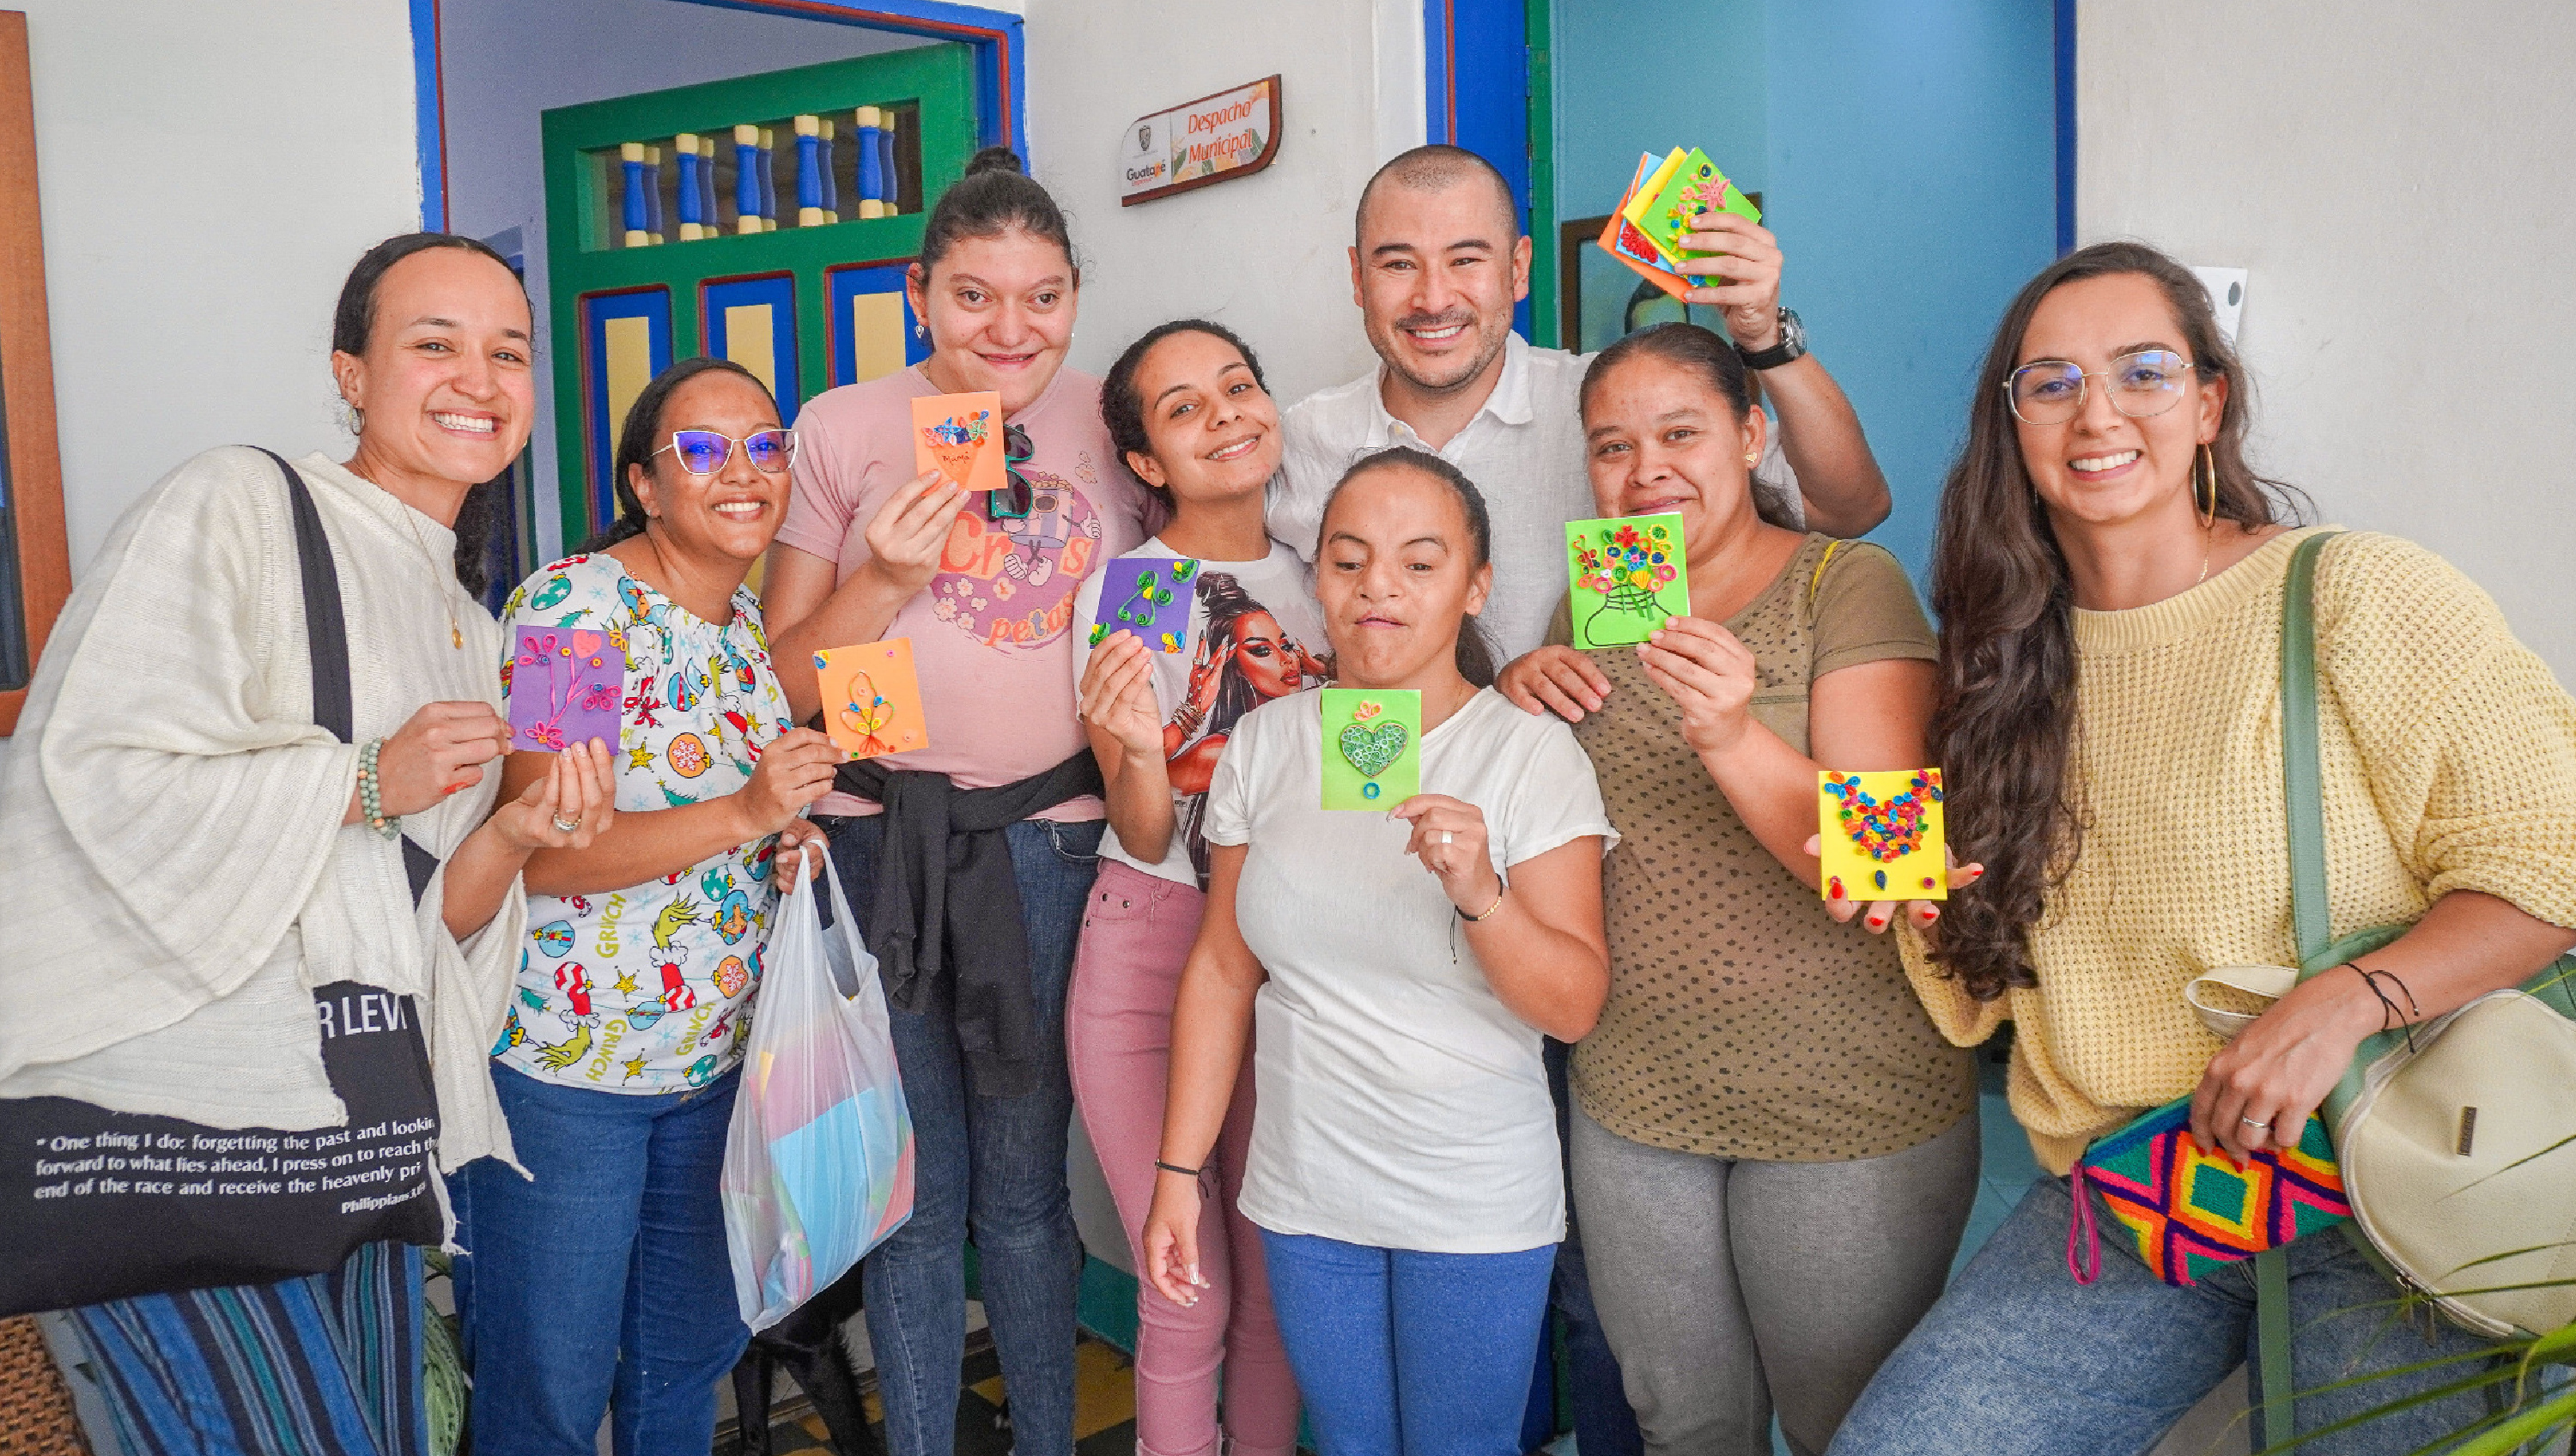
left=1736, top=307, right=1807, bottom=371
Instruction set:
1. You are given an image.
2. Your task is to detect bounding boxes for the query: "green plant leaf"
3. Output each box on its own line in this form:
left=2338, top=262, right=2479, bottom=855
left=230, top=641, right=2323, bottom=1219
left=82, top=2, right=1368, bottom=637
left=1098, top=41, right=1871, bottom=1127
left=2436, top=1386, right=2576, bottom=1456
left=2249, top=1362, right=2525, bottom=1453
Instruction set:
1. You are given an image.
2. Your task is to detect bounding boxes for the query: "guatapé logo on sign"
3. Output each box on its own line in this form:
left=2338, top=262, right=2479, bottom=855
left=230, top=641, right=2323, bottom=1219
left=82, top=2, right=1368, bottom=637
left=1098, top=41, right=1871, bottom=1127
left=1121, top=76, right=1280, bottom=205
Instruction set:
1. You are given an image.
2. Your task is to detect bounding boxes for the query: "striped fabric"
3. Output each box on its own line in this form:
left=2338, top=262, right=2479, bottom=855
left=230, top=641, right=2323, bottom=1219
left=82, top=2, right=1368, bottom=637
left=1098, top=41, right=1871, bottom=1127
left=66, top=1241, right=426, bottom=1456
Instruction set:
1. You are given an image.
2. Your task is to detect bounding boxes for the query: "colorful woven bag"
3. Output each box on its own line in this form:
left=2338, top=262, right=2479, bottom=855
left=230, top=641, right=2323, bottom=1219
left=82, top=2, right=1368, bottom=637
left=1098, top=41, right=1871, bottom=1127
left=2069, top=1097, right=2349, bottom=1288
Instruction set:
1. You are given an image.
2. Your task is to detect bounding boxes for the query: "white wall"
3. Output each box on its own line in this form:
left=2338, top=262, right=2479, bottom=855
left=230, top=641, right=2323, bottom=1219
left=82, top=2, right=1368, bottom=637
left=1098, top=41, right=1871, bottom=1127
left=2079, top=0, right=2576, bottom=683
left=439, top=0, right=932, bottom=561
left=1022, top=0, right=1423, bottom=403
left=21, top=0, right=420, bottom=579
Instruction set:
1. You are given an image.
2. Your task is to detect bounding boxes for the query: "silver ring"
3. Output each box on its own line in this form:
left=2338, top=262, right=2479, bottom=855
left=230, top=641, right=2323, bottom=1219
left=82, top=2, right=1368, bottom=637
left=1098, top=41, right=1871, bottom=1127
left=1438, top=831, right=1454, bottom=846
left=551, top=814, right=580, bottom=834
left=2239, top=1116, right=2271, bottom=1131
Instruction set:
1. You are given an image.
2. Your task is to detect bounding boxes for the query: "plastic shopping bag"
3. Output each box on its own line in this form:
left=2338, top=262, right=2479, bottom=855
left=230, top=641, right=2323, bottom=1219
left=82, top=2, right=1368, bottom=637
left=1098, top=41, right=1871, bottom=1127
left=721, top=841, right=915, bottom=1332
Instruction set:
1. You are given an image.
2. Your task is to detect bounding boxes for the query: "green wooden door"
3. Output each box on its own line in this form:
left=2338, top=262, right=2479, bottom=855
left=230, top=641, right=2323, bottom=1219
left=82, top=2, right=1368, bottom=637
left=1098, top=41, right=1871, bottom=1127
left=542, top=46, right=980, bottom=545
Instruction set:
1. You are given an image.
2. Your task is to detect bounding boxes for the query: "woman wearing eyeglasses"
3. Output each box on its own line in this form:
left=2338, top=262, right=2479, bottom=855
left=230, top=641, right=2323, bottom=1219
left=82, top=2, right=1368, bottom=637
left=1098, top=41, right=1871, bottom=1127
left=762, top=147, right=1153, bottom=1456
left=1821, top=242, right=2576, bottom=1454
left=454, top=355, right=843, bottom=1456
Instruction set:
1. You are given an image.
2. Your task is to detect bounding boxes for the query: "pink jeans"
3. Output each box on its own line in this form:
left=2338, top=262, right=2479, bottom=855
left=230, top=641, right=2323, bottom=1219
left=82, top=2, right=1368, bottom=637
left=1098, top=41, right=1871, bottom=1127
left=1067, top=859, right=1299, bottom=1456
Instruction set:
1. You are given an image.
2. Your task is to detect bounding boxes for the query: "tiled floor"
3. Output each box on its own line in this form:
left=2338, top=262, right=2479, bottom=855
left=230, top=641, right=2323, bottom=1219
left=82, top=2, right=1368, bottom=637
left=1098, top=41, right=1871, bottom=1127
left=732, top=1330, right=1139, bottom=1456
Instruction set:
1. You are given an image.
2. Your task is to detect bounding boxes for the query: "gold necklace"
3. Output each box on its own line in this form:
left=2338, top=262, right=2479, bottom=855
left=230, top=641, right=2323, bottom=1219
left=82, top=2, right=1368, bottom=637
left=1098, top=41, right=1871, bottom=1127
left=398, top=503, right=465, bottom=650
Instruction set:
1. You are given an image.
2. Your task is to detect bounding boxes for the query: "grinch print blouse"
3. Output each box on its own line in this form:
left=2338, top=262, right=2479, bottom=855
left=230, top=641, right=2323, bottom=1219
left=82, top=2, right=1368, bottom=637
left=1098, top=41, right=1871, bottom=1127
left=492, top=554, right=796, bottom=1094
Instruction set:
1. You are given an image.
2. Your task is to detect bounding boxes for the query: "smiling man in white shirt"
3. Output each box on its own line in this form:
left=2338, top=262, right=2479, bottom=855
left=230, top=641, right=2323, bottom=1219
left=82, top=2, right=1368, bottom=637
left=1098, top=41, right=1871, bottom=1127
left=1271, top=143, right=1893, bottom=662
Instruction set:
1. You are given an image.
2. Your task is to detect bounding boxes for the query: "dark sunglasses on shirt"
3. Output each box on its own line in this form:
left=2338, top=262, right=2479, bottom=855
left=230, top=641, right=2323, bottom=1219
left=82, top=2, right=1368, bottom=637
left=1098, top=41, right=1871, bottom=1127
left=987, top=422, right=1036, bottom=519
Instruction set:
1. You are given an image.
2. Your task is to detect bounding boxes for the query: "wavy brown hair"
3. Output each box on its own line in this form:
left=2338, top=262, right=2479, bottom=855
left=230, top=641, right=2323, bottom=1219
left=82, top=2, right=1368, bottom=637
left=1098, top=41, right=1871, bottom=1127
left=1929, top=240, right=2301, bottom=1001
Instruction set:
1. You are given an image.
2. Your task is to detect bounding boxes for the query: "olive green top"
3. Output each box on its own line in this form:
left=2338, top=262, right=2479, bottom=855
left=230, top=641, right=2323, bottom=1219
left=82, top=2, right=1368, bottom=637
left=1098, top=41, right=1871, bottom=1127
left=1557, top=533, right=1975, bottom=1162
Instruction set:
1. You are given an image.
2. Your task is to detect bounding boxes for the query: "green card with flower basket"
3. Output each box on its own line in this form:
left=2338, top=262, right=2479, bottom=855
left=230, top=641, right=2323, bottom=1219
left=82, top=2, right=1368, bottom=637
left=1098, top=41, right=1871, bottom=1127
left=1566, top=513, right=1690, bottom=647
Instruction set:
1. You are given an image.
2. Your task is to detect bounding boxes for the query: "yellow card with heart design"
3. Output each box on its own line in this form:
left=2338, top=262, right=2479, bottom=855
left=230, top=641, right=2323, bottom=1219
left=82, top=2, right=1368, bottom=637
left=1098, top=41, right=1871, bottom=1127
left=1818, top=769, right=1947, bottom=901
left=1321, top=688, right=1420, bottom=810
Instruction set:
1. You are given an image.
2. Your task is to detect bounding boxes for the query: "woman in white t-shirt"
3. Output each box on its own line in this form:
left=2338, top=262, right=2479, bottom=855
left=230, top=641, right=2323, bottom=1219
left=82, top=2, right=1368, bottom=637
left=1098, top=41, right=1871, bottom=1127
left=1067, top=320, right=1322, bottom=1456
left=1139, top=447, right=1615, bottom=1456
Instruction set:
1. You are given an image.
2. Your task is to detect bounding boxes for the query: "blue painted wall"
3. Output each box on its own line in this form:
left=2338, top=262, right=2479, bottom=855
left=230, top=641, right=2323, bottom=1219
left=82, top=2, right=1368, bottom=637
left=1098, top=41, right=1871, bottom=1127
left=1551, top=0, right=2057, bottom=582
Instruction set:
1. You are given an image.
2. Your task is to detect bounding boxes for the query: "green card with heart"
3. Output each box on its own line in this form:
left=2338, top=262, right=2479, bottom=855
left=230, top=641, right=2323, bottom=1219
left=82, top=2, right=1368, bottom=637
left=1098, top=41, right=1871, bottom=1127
left=1321, top=688, right=1421, bottom=810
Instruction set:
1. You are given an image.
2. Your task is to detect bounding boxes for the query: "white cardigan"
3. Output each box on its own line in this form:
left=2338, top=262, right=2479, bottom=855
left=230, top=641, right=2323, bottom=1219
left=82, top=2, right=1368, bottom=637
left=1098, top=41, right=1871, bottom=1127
left=0, top=447, right=525, bottom=1175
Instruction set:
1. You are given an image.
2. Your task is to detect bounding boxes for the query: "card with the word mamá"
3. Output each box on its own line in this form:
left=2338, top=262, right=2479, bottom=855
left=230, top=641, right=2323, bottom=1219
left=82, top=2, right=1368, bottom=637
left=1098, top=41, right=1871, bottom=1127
left=911, top=391, right=1006, bottom=494
left=1817, top=769, right=1947, bottom=901
left=1566, top=513, right=1689, bottom=648
left=1321, top=688, right=1421, bottom=810
left=817, top=639, right=928, bottom=761
left=1090, top=553, right=1201, bottom=652
left=508, top=626, right=625, bottom=752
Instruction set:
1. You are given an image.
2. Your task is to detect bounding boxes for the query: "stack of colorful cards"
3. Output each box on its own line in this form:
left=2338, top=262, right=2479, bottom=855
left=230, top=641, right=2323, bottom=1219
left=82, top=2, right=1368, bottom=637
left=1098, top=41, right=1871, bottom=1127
left=1595, top=148, right=1762, bottom=304
left=816, top=640, right=928, bottom=761
left=509, top=627, right=625, bottom=752
left=1090, top=553, right=1201, bottom=652
left=1565, top=513, right=1689, bottom=648
left=1320, top=687, right=1421, bottom=810
left=1817, top=769, right=1947, bottom=902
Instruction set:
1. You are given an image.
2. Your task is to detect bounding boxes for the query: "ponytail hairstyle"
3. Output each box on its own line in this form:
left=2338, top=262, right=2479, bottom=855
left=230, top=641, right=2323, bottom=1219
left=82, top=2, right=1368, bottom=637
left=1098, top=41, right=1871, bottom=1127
left=1929, top=240, right=2302, bottom=1001
left=915, top=146, right=1078, bottom=288
left=330, top=231, right=526, bottom=596
left=1100, top=318, right=1269, bottom=507
left=1322, top=446, right=1498, bottom=689
left=576, top=355, right=773, bottom=555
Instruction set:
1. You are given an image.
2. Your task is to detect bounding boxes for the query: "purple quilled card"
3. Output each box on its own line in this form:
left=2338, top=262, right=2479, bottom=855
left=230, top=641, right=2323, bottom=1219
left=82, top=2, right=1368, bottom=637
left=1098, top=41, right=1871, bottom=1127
left=508, top=627, right=625, bottom=752
left=1085, top=554, right=1200, bottom=652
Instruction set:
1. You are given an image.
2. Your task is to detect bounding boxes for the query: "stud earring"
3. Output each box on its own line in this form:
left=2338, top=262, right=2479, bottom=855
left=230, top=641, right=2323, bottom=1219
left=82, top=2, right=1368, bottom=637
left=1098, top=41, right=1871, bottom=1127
left=1744, top=452, right=1759, bottom=468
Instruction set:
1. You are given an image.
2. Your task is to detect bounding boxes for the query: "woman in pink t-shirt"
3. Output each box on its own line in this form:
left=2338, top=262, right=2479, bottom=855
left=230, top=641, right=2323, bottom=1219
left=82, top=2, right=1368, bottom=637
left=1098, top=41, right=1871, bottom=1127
left=763, top=147, right=1151, bottom=1456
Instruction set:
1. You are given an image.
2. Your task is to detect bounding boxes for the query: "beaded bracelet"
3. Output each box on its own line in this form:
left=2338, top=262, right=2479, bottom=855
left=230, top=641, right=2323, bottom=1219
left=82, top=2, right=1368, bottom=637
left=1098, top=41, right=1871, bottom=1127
left=357, top=737, right=401, bottom=840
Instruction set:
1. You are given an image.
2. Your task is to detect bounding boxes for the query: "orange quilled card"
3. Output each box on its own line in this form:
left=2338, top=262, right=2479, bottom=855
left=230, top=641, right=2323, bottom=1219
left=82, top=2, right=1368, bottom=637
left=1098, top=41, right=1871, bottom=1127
left=816, top=639, right=928, bottom=761
left=911, top=391, right=1006, bottom=494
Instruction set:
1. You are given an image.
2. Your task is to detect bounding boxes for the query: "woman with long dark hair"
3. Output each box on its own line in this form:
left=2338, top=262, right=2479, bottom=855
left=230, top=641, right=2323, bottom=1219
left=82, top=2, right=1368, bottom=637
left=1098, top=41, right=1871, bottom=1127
left=1825, top=242, right=2576, bottom=1454
left=1064, top=319, right=1321, bottom=1456
left=0, top=232, right=613, bottom=1456
left=760, top=148, right=1154, bottom=1456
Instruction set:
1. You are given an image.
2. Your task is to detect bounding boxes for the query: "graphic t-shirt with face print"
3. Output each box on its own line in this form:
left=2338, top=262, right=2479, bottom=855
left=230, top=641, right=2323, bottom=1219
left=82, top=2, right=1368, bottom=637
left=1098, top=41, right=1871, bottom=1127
left=494, top=554, right=796, bottom=1094
left=1071, top=536, right=1331, bottom=888
left=777, top=365, right=1155, bottom=819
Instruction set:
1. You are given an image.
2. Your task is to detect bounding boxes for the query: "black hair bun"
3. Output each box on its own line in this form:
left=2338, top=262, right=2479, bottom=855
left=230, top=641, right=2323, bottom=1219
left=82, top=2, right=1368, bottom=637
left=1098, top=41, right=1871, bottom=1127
left=964, top=146, right=1027, bottom=179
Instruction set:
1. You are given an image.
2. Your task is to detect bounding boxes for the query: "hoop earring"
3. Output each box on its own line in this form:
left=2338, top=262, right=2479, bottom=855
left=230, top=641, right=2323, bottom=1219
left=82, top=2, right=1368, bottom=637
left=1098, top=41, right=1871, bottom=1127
left=335, top=398, right=362, bottom=434
left=2197, top=443, right=2218, bottom=531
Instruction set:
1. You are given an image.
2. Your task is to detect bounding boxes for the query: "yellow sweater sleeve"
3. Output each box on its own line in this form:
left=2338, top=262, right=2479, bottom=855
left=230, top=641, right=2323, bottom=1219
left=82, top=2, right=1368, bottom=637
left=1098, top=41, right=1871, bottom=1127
left=2317, top=533, right=2576, bottom=930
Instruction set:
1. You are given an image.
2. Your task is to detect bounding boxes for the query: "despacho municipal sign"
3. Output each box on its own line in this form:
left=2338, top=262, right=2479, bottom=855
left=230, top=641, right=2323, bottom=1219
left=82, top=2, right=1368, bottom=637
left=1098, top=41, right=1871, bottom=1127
left=1119, top=76, right=1283, bottom=206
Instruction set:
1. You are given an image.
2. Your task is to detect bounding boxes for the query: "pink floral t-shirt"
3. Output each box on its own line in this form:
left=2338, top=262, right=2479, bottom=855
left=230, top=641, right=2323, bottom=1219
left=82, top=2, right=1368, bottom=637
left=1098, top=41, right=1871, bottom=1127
left=775, top=365, right=1152, bottom=817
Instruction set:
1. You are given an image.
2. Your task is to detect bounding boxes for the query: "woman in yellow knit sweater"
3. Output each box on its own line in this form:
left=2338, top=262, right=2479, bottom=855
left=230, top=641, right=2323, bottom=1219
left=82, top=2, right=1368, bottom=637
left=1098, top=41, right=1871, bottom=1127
left=1824, top=241, right=2576, bottom=1456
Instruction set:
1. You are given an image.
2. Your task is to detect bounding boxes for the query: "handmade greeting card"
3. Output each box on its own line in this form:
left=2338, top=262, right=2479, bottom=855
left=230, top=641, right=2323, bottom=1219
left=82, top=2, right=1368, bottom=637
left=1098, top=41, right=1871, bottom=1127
left=1320, top=688, right=1420, bottom=810
left=1089, top=553, right=1201, bottom=652
left=509, top=627, right=625, bottom=752
left=816, top=639, right=928, bottom=761
left=911, top=391, right=1006, bottom=494
left=1623, top=147, right=1762, bottom=269
left=1566, top=513, right=1690, bottom=648
left=1817, top=769, right=1947, bottom=901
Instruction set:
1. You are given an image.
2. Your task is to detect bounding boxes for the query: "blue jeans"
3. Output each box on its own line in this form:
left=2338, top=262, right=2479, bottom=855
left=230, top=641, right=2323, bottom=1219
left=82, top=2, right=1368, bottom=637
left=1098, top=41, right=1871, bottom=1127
left=1826, top=1174, right=2509, bottom=1456
left=1259, top=1230, right=1558, bottom=1456
left=823, top=813, right=1100, bottom=1456
left=1546, top=1037, right=1645, bottom=1456
left=450, top=1063, right=748, bottom=1456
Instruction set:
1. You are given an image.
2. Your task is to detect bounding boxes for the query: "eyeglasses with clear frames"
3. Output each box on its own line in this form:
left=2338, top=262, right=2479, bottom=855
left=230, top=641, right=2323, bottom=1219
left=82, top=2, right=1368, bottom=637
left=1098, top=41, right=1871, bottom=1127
left=653, top=427, right=799, bottom=476
left=2005, top=349, right=2201, bottom=426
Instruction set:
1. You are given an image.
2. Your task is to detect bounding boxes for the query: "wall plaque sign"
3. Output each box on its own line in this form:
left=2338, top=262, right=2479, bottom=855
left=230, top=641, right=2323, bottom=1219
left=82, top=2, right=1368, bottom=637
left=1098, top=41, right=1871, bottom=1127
left=1119, top=76, right=1282, bottom=206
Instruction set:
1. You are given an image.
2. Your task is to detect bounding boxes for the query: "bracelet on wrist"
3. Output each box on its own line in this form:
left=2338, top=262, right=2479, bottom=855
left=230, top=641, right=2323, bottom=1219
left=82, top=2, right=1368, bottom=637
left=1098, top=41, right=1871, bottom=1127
left=1457, top=881, right=1507, bottom=923
left=1154, top=1160, right=1203, bottom=1179
left=357, top=738, right=401, bottom=841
